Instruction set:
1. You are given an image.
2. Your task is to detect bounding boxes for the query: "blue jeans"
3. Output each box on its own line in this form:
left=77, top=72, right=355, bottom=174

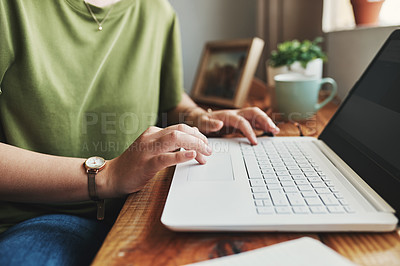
left=0, top=214, right=111, bottom=266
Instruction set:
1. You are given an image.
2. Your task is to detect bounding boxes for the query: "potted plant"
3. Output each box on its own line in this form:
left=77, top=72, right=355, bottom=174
left=267, top=37, right=327, bottom=87
left=350, top=0, right=385, bottom=26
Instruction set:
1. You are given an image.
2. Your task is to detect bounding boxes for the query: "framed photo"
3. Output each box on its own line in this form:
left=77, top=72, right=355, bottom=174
left=191, top=38, right=264, bottom=108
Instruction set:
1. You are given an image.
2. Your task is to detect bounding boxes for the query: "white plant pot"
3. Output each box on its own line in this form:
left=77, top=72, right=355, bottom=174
left=267, top=58, right=323, bottom=87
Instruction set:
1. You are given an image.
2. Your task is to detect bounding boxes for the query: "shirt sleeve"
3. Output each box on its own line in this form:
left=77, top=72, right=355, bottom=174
left=0, top=1, right=15, bottom=95
left=158, top=13, right=184, bottom=113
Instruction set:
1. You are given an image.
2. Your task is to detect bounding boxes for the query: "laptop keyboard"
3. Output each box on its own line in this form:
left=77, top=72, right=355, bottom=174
left=240, top=140, right=356, bottom=215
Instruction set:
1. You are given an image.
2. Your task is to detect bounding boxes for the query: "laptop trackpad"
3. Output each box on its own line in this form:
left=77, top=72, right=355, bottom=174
left=187, top=153, right=234, bottom=181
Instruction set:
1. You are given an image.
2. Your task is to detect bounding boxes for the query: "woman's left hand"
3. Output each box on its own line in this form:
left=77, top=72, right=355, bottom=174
left=187, top=107, right=280, bottom=145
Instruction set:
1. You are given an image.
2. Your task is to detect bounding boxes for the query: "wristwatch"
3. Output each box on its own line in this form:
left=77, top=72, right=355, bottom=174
left=84, top=156, right=106, bottom=220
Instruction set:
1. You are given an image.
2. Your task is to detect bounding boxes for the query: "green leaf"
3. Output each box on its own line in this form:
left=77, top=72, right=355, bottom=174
left=268, top=37, right=327, bottom=68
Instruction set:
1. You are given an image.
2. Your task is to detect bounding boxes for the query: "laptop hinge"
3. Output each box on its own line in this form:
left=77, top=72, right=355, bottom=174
left=314, top=140, right=395, bottom=213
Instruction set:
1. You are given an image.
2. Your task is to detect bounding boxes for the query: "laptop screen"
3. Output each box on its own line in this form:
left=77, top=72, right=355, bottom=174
left=320, top=30, right=400, bottom=215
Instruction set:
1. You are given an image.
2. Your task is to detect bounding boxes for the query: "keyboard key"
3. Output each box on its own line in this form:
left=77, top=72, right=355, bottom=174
left=257, top=207, right=275, bottom=214
left=270, top=191, right=288, bottom=206
left=252, top=187, right=268, bottom=193
left=305, top=197, right=323, bottom=206
left=311, top=182, right=326, bottom=188
left=310, top=206, right=328, bottom=214
left=287, top=194, right=305, bottom=206
left=254, top=200, right=263, bottom=206
left=263, top=199, right=273, bottom=206
left=265, top=179, right=279, bottom=184
left=289, top=170, right=303, bottom=175
left=272, top=163, right=285, bottom=168
left=261, top=169, right=275, bottom=174
left=320, top=194, right=340, bottom=206
left=284, top=187, right=298, bottom=193
left=292, top=206, right=310, bottom=214
left=245, top=156, right=263, bottom=179
left=275, top=206, right=292, bottom=214
left=292, top=175, right=306, bottom=180
left=263, top=174, right=277, bottom=179
left=324, top=181, right=335, bottom=187
left=305, top=172, right=319, bottom=177
left=267, top=183, right=281, bottom=190
left=278, top=176, right=292, bottom=181
left=259, top=165, right=273, bottom=170
left=295, top=180, right=308, bottom=185
left=298, top=185, right=313, bottom=191
left=315, top=188, right=330, bottom=194
left=249, top=180, right=265, bottom=187
left=327, top=206, right=345, bottom=213
left=276, top=171, right=290, bottom=176
left=281, top=181, right=295, bottom=187
left=339, top=199, right=349, bottom=205
left=307, top=177, right=321, bottom=182
left=253, top=193, right=270, bottom=199
left=302, top=191, right=317, bottom=198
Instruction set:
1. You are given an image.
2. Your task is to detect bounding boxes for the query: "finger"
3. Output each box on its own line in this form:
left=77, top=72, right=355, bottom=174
left=240, top=107, right=280, bottom=134
left=194, top=151, right=207, bottom=164
left=198, top=115, right=224, bottom=133
left=149, top=150, right=198, bottom=170
left=155, top=130, right=212, bottom=156
left=151, top=124, right=209, bottom=145
left=146, top=126, right=163, bottom=134
left=223, top=114, right=258, bottom=145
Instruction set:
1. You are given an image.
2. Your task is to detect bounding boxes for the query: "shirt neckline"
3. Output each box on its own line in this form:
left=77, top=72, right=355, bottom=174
left=65, top=0, right=137, bottom=18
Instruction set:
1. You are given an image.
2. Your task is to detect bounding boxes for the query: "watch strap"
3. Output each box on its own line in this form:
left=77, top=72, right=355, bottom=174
left=96, top=200, right=105, bottom=221
left=87, top=169, right=105, bottom=220
left=88, top=171, right=99, bottom=201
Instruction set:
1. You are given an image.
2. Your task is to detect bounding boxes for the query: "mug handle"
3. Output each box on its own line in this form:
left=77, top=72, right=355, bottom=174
left=315, top=78, right=337, bottom=111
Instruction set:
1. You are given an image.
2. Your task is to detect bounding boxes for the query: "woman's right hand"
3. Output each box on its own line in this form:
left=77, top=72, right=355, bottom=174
left=100, top=124, right=212, bottom=198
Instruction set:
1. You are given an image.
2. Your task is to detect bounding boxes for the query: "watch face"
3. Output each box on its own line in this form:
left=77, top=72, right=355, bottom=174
left=85, top=156, right=106, bottom=169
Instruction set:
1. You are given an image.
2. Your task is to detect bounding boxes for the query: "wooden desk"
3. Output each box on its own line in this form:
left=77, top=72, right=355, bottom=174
left=93, top=94, right=400, bottom=266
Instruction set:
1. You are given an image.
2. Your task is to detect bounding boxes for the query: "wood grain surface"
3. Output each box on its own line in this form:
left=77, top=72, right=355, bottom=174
left=92, top=88, right=400, bottom=266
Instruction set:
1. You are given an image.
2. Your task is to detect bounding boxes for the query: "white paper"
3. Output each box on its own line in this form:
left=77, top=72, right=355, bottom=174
left=185, top=237, right=357, bottom=266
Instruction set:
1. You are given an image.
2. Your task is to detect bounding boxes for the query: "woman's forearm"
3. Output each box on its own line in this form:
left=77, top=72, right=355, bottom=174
left=0, top=142, right=110, bottom=203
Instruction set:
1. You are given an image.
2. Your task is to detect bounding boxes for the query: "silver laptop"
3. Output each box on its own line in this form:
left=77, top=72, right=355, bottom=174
left=161, top=30, right=400, bottom=232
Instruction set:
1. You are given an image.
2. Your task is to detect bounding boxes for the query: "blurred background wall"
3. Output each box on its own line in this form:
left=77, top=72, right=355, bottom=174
left=169, top=0, right=257, bottom=93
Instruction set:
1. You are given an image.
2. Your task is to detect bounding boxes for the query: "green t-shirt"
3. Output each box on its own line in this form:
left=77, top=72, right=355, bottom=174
left=0, top=0, right=183, bottom=233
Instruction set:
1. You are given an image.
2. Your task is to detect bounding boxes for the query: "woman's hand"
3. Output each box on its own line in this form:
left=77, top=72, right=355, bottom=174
left=186, top=107, right=280, bottom=145
left=103, top=124, right=211, bottom=198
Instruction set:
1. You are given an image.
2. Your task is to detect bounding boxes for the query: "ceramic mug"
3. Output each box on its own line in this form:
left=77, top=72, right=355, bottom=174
left=274, top=73, right=337, bottom=121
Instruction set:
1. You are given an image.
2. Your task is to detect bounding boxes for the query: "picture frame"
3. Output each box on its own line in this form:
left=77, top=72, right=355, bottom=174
left=191, top=37, right=264, bottom=108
